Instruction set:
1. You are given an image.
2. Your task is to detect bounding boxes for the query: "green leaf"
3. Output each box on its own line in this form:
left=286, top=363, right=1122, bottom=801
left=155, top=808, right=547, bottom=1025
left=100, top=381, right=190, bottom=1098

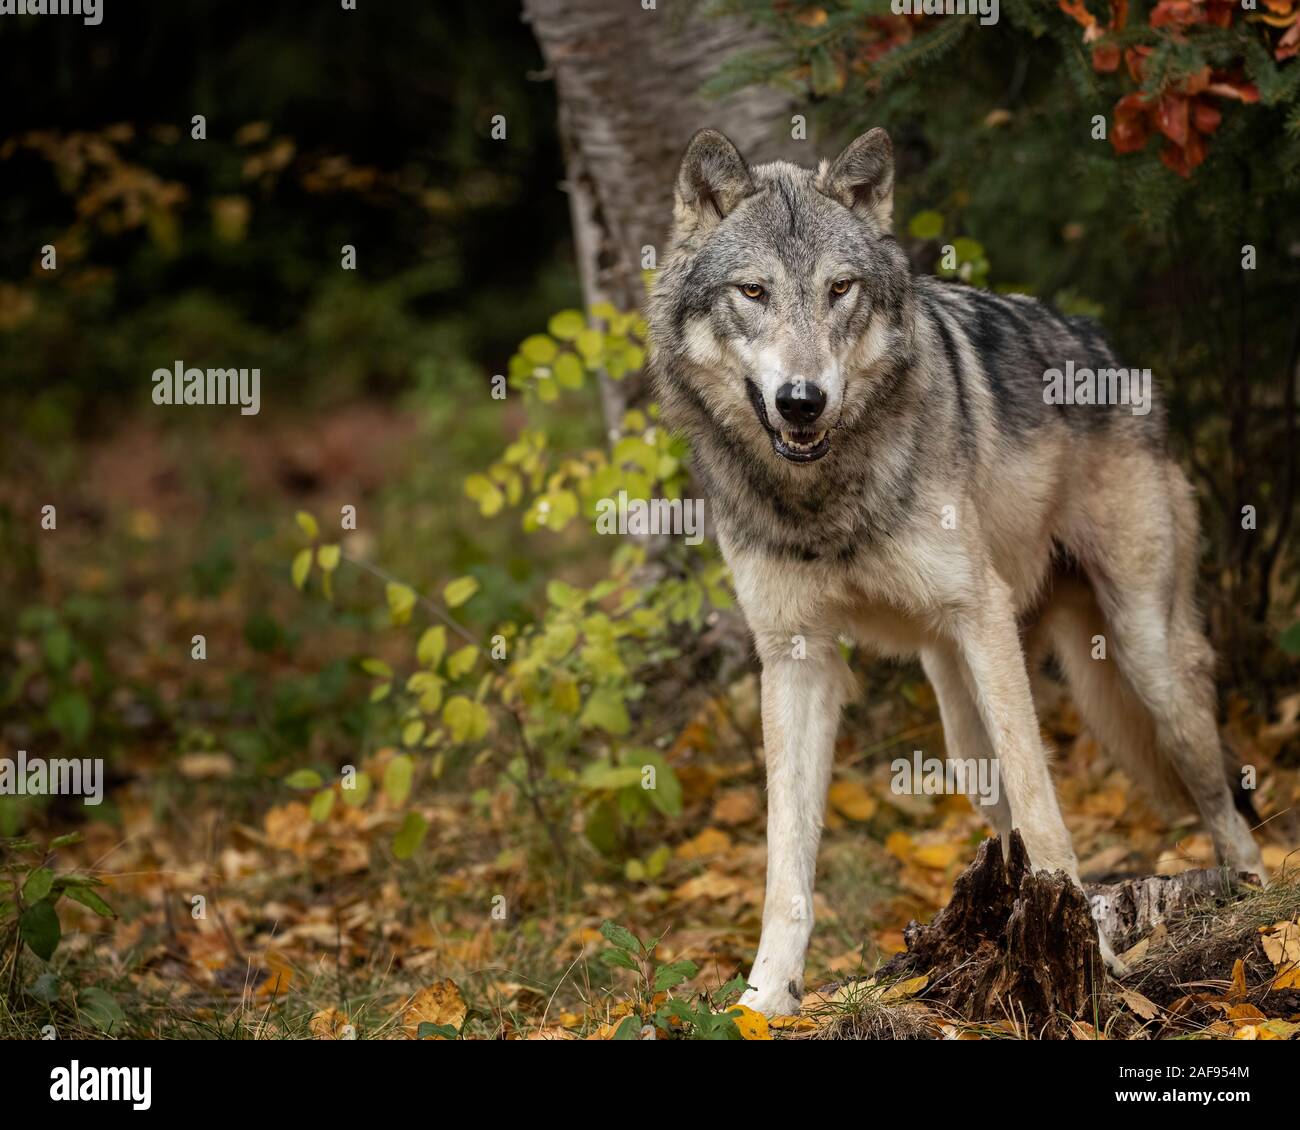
left=22, top=867, right=55, bottom=904
left=78, top=987, right=126, bottom=1033
left=341, top=770, right=372, bottom=807
left=580, top=688, right=631, bottom=735
left=553, top=352, right=584, bottom=389
left=406, top=671, right=444, bottom=713
left=285, top=769, right=323, bottom=789
left=360, top=657, right=394, bottom=678
left=417, top=625, right=447, bottom=669
left=47, top=691, right=92, bottom=745
left=291, top=548, right=312, bottom=591
left=520, top=334, right=558, bottom=364
left=20, top=900, right=60, bottom=961
left=653, top=960, right=699, bottom=992
left=393, top=811, right=428, bottom=860
left=442, top=696, right=489, bottom=743
left=638, top=751, right=683, bottom=817
left=402, top=719, right=426, bottom=748
left=600, top=946, right=640, bottom=971
left=384, top=754, right=415, bottom=806
left=464, top=473, right=505, bottom=517
left=49, top=832, right=83, bottom=850
left=612, top=1015, right=642, bottom=1040
left=317, top=544, right=341, bottom=571
left=908, top=210, right=944, bottom=239
left=599, top=920, right=640, bottom=954
left=443, top=576, right=479, bottom=608
left=65, top=885, right=115, bottom=918
left=386, top=582, right=417, bottom=626
left=416, top=1021, right=459, bottom=1040
left=578, top=763, right=643, bottom=791
left=309, top=788, right=335, bottom=823
left=547, top=309, right=586, bottom=341
left=42, top=627, right=73, bottom=673
left=295, top=511, right=320, bottom=540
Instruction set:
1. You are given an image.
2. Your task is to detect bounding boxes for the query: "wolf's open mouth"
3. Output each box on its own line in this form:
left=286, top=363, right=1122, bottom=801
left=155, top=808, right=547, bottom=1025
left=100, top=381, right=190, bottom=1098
left=745, top=379, right=832, bottom=464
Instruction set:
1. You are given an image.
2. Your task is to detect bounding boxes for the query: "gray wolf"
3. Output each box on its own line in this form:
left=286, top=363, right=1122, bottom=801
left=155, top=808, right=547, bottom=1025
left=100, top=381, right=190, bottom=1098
left=648, top=126, right=1267, bottom=1018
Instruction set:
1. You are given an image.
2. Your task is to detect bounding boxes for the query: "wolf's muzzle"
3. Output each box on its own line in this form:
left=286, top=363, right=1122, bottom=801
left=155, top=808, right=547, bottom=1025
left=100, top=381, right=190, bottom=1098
left=745, top=378, right=832, bottom=464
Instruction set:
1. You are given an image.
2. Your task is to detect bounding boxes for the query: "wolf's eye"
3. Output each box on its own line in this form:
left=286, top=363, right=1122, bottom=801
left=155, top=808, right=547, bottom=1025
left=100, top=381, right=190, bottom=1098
left=830, top=278, right=853, bottom=299
left=738, top=283, right=766, bottom=301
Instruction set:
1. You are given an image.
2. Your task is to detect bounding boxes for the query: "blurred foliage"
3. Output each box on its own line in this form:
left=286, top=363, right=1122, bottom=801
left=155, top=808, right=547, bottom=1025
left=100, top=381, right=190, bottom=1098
left=0, top=4, right=580, bottom=831
left=287, top=305, right=733, bottom=871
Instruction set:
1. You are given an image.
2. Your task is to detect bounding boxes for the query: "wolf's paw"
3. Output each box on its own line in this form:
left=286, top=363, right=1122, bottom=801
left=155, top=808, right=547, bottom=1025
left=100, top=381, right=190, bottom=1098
left=1097, top=930, right=1129, bottom=978
left=738, top=976, right=803, bottom=1019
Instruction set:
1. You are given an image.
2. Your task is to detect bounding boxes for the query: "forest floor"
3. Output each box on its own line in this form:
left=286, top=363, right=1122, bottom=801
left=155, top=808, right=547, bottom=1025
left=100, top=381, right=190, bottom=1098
left=3, top=405, right=1299, bottom=1040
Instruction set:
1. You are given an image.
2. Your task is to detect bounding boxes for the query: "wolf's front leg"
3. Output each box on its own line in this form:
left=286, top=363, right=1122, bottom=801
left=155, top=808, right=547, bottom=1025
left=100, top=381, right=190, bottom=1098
left=738, top=636, right=852, bottom=1017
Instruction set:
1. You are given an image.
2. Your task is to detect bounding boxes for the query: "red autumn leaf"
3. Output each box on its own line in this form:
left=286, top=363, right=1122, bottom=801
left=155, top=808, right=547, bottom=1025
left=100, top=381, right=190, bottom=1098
left=1206, top=0, right=1236, bottom=26
left=1181, top=66, right=1212, bottom=96
left=1125, top=45, right=1152, bottom=83
left=1280, top=20, right=1300, bottom=61
left=1060, top=0, right=1099, bottom=32
left=1206, top=79, right=1260, bottom=102
left=1156, top=93, right=1190, bottom=147
left=1160, top=127, right=1206, bottom=178
left=1111, top=93, right=1152, bottom=154
left=1193, top=99, right=1222, bottom=135
left=1150, top=0, right=1202, bottom=28
left=1092, top=42, right=1121, bottom=72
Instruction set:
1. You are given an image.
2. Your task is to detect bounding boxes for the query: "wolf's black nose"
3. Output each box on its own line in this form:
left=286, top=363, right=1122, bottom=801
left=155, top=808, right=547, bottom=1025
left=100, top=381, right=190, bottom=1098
left=776, top=381, right=827, bottom=426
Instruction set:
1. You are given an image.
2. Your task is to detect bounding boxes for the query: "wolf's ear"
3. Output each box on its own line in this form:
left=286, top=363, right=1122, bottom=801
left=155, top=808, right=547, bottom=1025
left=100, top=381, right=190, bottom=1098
left=819, top=128, right=894, bottom=231
left=673, top=128, right=754, bottom=236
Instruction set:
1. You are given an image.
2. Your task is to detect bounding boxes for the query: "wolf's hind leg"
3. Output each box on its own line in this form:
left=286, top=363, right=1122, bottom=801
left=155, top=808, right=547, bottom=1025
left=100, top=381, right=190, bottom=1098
left=1080, top=460, right=1265, bottom=881
left=921, top=645, right=1012, bottom=839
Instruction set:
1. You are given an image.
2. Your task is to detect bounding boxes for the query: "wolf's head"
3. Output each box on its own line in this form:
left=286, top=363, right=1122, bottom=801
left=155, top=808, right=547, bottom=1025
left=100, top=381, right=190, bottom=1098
left=649, top=128, right=913, bottom=470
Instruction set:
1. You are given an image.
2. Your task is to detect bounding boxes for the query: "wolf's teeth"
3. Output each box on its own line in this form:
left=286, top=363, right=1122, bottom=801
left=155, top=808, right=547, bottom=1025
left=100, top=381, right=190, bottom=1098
left=780, top=430, right=827, bottom=450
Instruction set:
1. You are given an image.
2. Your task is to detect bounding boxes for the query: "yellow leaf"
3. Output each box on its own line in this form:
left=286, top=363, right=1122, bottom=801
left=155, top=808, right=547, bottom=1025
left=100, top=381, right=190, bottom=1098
left=912, top=841, right=961, bottom=870
left=880, top=974, right=928, bottom=1002
left=443, top=575, right=480, bottom=608
left=403, top=980, right=467, bottom=1039
left=675, top=827, right=732, bottom=861
left=727, top=1005, right=771, bottom=1040
left=309, top=1008, right=352, bottom=1039
left=446, top=644, right=478, bottom=679
left=295, top=510, right=319, bottom=540
left=317, top=543, right=340, bottom=571
left=417, top=625, right=447, bottom=669
left=828, top=779, right=878, bottom=822
left=386, top=581, right=416, bottom=626
left=291, top=548, right=312, bottom=591
left=256, top=951, right=294, bottom=997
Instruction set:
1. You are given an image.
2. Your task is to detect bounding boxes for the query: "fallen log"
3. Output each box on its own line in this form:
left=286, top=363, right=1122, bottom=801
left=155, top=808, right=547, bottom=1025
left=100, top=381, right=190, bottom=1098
left=1084, top=867, right=1260, bottom=956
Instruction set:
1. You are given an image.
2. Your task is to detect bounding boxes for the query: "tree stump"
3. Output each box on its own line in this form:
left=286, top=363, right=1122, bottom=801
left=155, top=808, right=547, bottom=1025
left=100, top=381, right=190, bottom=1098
left=880, top=831, right=1110, bottom=1038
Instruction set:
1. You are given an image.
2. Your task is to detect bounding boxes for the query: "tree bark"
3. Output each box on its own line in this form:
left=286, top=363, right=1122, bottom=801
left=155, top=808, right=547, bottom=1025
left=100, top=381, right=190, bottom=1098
left=522, top=0, right=798, bottom=423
